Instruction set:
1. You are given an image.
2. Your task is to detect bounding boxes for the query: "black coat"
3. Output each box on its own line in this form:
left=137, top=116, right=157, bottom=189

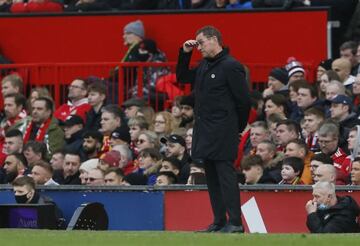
left=306, top=196, right=360, bottom=233
left=177, top=48, right=251, bottom=161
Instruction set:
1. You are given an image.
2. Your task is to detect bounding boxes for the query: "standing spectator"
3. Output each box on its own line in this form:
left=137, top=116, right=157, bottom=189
left=177, top=26, right=250, bottom=233
left=305, top=181, right=360, bottom=233
left=339, top=41, right=359, bottom=76
left=85, top=80, right=107, bottom=131
left=54, top=78, right=91, bottom=123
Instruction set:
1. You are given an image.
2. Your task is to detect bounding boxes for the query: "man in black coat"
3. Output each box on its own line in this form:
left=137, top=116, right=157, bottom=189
left=305, top=181, right=360, bottom=233
left=176, top=26, right=251, bottom=233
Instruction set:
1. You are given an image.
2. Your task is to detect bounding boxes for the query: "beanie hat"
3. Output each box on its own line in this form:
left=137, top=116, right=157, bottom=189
left=124, top=20, right=145, bottom=39
left=318, top=58, right=334, bottom=71
left=282, top=157, right=304, bottom=176
left=111, top=126, right=131, bottom=144
left=79, top=158, right=99, bottom=173
left=269, top=67, right=289, bottom=85
left=179, top=94, right=195, bottom=108
left=285, top=57, right=305, bottom=78
left=100, top=150, right=121, bottom=168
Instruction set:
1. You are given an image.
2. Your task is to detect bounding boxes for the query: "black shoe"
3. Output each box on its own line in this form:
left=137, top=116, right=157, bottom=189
left=197, top=223, right=224, bottom=233
left=219, top=224, right=244, bottom=233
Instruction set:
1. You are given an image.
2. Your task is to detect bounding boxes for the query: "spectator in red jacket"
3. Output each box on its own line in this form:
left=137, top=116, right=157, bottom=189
left=11, top=0, right=63, bottom=13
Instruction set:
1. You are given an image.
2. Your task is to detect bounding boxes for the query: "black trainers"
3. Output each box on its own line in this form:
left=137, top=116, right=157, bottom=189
left=219, top=224, right=244, bottom=233
left=197, top=223, right=225, bottom=233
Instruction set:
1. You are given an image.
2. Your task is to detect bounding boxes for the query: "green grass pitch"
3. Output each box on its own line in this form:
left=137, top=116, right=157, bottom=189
left=0, top=230, right=359, bottom=246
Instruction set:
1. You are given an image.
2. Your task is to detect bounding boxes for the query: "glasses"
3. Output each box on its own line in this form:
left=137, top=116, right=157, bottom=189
left=85, top=177, right=102, bottom=182
left=69, top=85, right=85, bottom=90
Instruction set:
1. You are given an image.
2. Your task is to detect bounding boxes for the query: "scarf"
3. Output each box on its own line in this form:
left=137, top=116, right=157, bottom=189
left=23, top=118, right=52, bottom=144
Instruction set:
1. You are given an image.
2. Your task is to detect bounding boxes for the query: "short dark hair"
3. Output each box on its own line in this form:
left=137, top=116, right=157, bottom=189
left=23, top=141, right=47, bottom=158
left=102, top=104, right=125, bottom=121
left=83, top=130, right=103, bottom=143
left=33, top=160, right=53, bottom=175
left=304, top=107, right=325, bottom=119
left=157, top=171, right=177, bottom=184
left=138, top=148, right=161, bottom=161
left=286, top=139, right=308, bottom=156
left=297, top=81, right=318, bottom=98
left=311, top=153, right=334, bottom=165
left=4, top=93, right=26, bottom=108
left=241, top=155, right=264, bottom=171
left=277, top=119, right=300, bottom=135
left=12, top=176, right=35, bottom=190
left=264, top=94, right=288, bottom=114
left=88, top=80, right=106, bottom=96
left=340, top=40, right=358, bottom=55
left=9, top=153, right=28, bottom=167
left=162, top=157, right=182, bottom=171
left=196, top=25, right=223, bottom=46
left=104, top=167, right=124, bottom=178
left=5, top=129, right=23, bottom=138
left=34, top=96, right=54, bottom=114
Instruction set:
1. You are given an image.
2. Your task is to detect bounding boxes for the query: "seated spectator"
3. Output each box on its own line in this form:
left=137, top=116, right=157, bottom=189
left=263, top=67, right=288, bottom=97
left=155, top=171, right=177, bottom=186
left=97, top=150, right=121, bottom=172
left=136, top=130, right=159, bottom=153
left=54, top=78, right=91, bottom=123
left=305, top=181, right=360, bottom=233
left=63, top=115, right=85, bottom=154
left=347, top=126, right=360, bottom=162
left=109, top=125, right=131, bottom=148
left=11, top=0, right=63, bottom=13
left=30, top=160, right=58, bottom=185
left=2, top=153, right=28, bottom=183
left=1, top=74, right=23, bottom=97
left=104, top=168, right=124, bottom=186
left=53, top=151, right=81, bottom=185
left=122, top=172, right=147, bottom=185
left=159, top=156, right=182, bottom=178
left=185, top=127, right=193, bottom=155
left=279, top=157, right=304, bottom=185
left=303, top=107, right=325, bottom=152
left=325, top=80, right=346, bottom=101
left=266, top=113, right=286, bottom=144
left=78, top=158, right=98, bottom=184
left=332, top=58, right=355, bottom=89
left=285, top=58, right=305, bottom=84
left=85, top=168, right=105, bottom=186
left=316, top=58, right=333, bottom=85
left=318, top=70, right=340, bottom=99
left=153, top=111, right=176, bottom=140
left=122, top=97, right=147, bottom=119
left=85, top=79, right=107, bottom=131
left=313, top=164, right=337, bottom=184
left=275, top=119, right=300, bottom=151
left=263, top=94, right=288, bottom=120
left=65, top=0, right=111, bottom=11
left=111, top=144, right=136, bottom=175
left=128, top=116, right=149, bottom=154
left=135, top=105, right=155, bottom=128
left=136, top=148, right=161, bottom=185
left=27, top=87, right=51, bottom=112
left=241, top=155, right=277, bottom=185
left=3, top=129, right=23, bottom=155
left=49, top=149, right=65, bottom=171
left=186, top=161, right=206, bottom=185
left=81, top=130, right=103, bottom=161
left=179, top=94, right=195, bottom=128
left=350, top=158, right=360, bottom=185
left=310, top=153, right=334, bottom=183
left=244, top=121, right=270, bottom=156
left=23, top=141, right=47, bottom=168
left=1, top=93, right=27, bottom=134
left=171, top=96, right=182, bottom=126
left=352, top=74, right=360, bottom=112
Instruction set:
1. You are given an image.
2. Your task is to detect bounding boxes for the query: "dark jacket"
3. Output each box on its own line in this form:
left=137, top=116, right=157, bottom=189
left=53, top=170, right=81, bottom=185
left=306, top=196, right=360, bottom=233
left=177, top=48, right=251, bottom=161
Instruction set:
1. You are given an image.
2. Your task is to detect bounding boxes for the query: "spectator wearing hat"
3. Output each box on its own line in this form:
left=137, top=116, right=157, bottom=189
left=97, top=150, right=121, bottom=172
left=122, top=20, right=145, bottom=62
left=279, top=156, right=304, bottom=185
left=122, top=172, right=148, bottom=185
left=54, top=78, right=91, bottom=123
left=160, top=134, right=191, bottom=183
left=330, top=95, right=360, bottom=134
left=155, top=171, right=177, bottom=186
left=285, top=58, right=305, bottom=84
left=109, top=125, right=131, bottom=148
left=63, top=115, right=85, bottom=154
left=85, top=79, right=107, bottom=132
left=186, top=161, right=206, bottom=185
left=122, top=97, right=147, bottom=119
left=316, top=58, right=334, bottom=83
left=78, top=158, right=98, bottom=184
left=331, top=58, right=356, bottom=89
left=112, top=144, right=136, bottom=175
left=263, top=67, right=289, bottom=97
left=81, top=130, right=103, bottom=161
left=179, top=94, right=195, bottom=128
left=339, top=41, right=359, bottom=76
left=135, top=148, right=162, bottom=185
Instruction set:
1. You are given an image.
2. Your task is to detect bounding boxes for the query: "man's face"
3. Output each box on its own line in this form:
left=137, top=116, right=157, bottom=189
left=64, top=124, right=82, bottom=139
left=13, top=185, right=34, bottom=204
left=319, top=135, right=338, bottom=155
left=303, top=114, right=323, bottom=134
left=250, top=127, right=268, bottom=148
left=155, top=175, right=170, bottom=186
left=165, top=142, right=184, bottom=158
left=23, top=147, right=42, bottom=165
left=268, top=76, right=283, bottom=92
left=86, top=169, right=104, bottom=186
left=289, top=72, right=304, bottom=83
left=325, top=85, right=339, bottom=100
left=3, top=155, right=18, bottom=174
left=285, top=143, right=304, bottom=159
left=124, top=106, right=139, bottom=118
left=88, top=91, right=105, bottom=107
left=2, top=81, right=18, bottom=97
left=31, top=100, right=51, bottom=124
left=351, top=161, right=360, bottom=185
left=352, top=76, right=360, bottom=95
left=185, top=128, right=193, bottom=151
left=297, top=88, right=316, bottom=109
left=101, top=111, right=120, bottom=135
left=4, top=97, right=22, bottom=119
left=330, top=103, right=348, bottom=121
left=313, top=166, right=334, bottom=183
left=332, top=62, right=348, bottom=82
left=256, top=143, right=274, bottom=163
left=68, top=79, right=87, bottom=101
left=195, top=32, right=218, bottom=58
left=30, top=165, right=50, bottom=185
left=4, top=136, right=23, bottom=155
left=310, top=160, right=323, bottom=179
left=82, top=137, right=98, bottom=154
left=180, top=105, right=194, bottom=121
left=160, top=161, right=179, bottom=175
left=347, top=130, right=357, bottom=151
left=50, top=153, right=64, bottom=170
left=104, top=172, right=123, bottom=186
left=312, top=188, right=331, bottom=206
left=242, top=166, right=261, bottom=185
left=129, top=125, right=141, bottom=141
left=63, top=154, right=81, bottom=178
left=340, top=48, right=357, bottom=66
left=276, top=124, right=297, bottom=147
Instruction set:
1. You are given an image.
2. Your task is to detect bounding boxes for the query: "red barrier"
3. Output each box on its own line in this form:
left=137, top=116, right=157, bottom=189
left=164, top=190, right=360, bottom=233
left=0, top=10, right=327, bottom=67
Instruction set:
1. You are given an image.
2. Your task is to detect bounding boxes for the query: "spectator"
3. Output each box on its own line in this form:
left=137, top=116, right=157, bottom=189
left=122, top=20, right=145, bottom=62
left=136, top=148, right=161, bottom=185
left=350, top=158, right=360, bottom=185
left=318, top=70, right=340, bottom=99
left=1, top=93, right=27, bottom=134
left=159, top=156, right=182, bottom=178
left=63, top=115, right=85, bottom=154
left=263, top=67, right=288, bottom=97
left=186, top=161, right=206, bottom=185
left=81, top=130, right=103, bottom=161
left=153, top=111, right=175, bottom=139
left=97, top=150, right=121, bottom=172
left=2, top=153, right=28, bottom=183
left=185, top=127, right=193, bottom=155
left=104, top=167, right=124, bottom=186
left=347, top=126, right=360, bottom=162
left=310, top=153, right=334, bottom=183
left=30, top=160, right=59, bottom=185
left=85, top=79, right=107, bottom=131
left=264, top=94, right=288, bottom=119
left=78, top=158, right=98, bottom=184
left=49, top=149, right=65, bottom=171
left=128, top=115, right=149, bottom=156
left=53, top=151, right=81, bottom=185
left=275, top=119, right=299, bottom=151
left=111, top=144, right=136, bottom=175
left=135, top=105, right=155, bottom=128
left=325, top=81, right=346, bottom=101
left=16, top=97, right=64, bottom=156
left=246, top=121, right=270, bottom=156
left=303, top=107, right=325, bottom=152
left=331, top=58, right=355, bottom=89
left=155, top=171, right=177, bottom=185
left=171, top=96, right=182, bottom=127
left=122, top=97, right=146, bottom=119
left=305, top=181, right=360, bottom=233
left=352, top=74, right=360, bottom=113
left=1, top=74, right=23, bottom=98
left=313, top=164, right=337, bottom=184
left=136, top=130, right=159, bottom=153
left=279, top=157, right=304, bottom=185
left=23, top=141, right=47, bottom=168
left=65, top=0, right=111, bottom=11
left=27, top=87, right=51, bottom=113
left=11, top=0, right=63, bottom=13
left=109, top=125, right=131, bottom=148
left=241, top=155, right=276, bottom=184
left=285, top=58, right=305, bottom=84
left=3, top=129, right=23, bottom=155
left=178, top=94, right=194, bottom=128
left=339, top=40, right=359, bottom=76
left=316, top=58, right=333, bottom=84
left=122, top=172, right=147, bottom=185
left=54, top=78, right=91, bottom=122
left=85, top=168, right=105, bottom=186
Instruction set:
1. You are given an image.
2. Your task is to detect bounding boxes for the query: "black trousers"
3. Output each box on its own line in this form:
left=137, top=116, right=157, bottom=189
left=204, top=159, right=242, bottom=226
